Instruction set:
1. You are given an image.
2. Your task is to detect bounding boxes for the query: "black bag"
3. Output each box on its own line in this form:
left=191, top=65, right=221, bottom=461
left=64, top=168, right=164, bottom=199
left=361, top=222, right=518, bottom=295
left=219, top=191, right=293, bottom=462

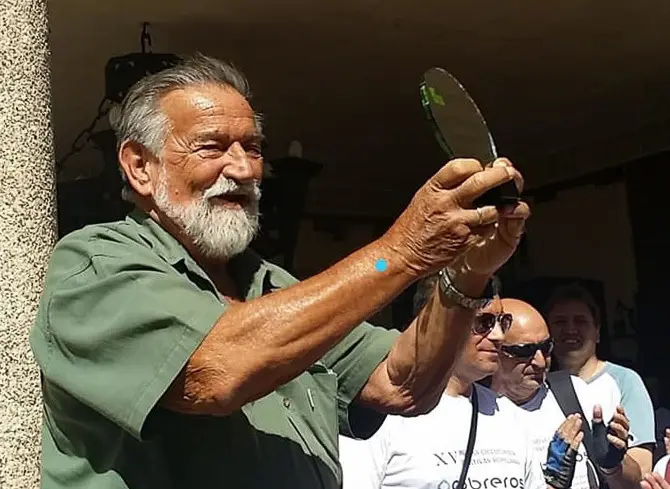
left=546, top=370, right=607, bottom=489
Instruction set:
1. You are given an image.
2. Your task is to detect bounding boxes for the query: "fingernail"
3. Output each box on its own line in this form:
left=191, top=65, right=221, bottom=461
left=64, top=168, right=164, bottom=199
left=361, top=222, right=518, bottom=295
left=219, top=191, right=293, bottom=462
left=505, top=167, right=514, bottom=178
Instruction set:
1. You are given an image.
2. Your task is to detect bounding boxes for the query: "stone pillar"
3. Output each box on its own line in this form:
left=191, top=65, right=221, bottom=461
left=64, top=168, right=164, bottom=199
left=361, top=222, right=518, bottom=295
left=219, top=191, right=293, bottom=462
left=0, top=0, right=57, bottom=487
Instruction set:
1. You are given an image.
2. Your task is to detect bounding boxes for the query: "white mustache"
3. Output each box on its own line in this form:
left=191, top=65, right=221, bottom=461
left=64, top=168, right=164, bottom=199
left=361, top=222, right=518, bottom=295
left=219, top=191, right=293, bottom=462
left=202, top=177, right=261, bottom=202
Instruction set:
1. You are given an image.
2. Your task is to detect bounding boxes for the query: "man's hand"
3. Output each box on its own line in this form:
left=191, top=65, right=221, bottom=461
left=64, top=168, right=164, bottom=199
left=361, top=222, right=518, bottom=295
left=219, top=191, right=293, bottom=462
left=642, top=473, right=670, bottom=489
left=593, top=404, right=629, bottom=470
left=543, top=414, right=584, bottom=489
left=384, top=157, right=528, bottom=278
left=459, top=159, right=530, bottom=277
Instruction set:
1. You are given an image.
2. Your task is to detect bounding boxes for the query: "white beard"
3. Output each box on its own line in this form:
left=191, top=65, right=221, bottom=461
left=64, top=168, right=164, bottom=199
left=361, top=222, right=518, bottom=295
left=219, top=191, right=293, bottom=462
left=154, top=169, right=261, bottom=260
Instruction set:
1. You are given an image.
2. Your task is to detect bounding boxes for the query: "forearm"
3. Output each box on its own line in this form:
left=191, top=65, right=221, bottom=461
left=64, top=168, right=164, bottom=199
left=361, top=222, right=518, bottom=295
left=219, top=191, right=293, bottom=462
left=184, top=237, right=417, bottom=414
left=379, top=269, right=490, bottom=413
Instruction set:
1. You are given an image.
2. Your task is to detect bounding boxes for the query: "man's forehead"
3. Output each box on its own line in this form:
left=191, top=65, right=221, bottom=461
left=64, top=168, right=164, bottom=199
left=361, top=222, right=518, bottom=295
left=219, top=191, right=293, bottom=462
left=192, top=128, right=263, bottom=143
left=506, top=317, right=549, bottom=343
left=190, top=92, right=216, bottom=111
left=499, top=298, right=549, bottom=342
left=161, top=84, right=255, bottom=123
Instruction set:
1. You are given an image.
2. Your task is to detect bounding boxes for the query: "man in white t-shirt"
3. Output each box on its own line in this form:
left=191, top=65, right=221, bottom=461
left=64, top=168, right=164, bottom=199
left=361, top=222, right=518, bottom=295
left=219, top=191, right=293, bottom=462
left=491, top=298, right=636, bottom=489
left=339, top=278, right=583, bottom=489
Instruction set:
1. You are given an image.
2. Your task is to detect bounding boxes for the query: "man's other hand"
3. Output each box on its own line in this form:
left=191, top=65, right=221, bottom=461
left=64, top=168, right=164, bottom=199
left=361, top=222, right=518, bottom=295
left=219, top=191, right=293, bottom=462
left=592, top=404, right=629, bottom=470
left=642, top=472, right=670, bottom=489
left=385, top=157, right=529, bottom=278
left=543, top=414, right=584, bottom=489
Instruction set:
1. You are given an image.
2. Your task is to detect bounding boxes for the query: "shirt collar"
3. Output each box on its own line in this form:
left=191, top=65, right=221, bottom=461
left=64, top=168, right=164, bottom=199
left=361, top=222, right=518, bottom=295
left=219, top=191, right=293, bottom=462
left=127, top=207, right=270, bottom=300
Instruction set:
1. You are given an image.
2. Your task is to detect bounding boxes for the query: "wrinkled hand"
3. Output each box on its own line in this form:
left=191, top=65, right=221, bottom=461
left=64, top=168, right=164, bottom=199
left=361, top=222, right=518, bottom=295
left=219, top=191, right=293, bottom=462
left=544, top=414, right=584, bottom=489
left=592, top=404, right=629, bottom=470
left=641, top=472, right=670, bottom=489
left=386, top=157, right=529, bottom=277
left=460, top=159, right=530, bottom=276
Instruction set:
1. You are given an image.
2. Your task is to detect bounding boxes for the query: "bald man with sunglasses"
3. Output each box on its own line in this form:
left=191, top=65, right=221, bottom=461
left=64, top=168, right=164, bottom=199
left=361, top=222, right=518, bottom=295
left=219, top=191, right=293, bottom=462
left=491, top=299, right=637, bottom=489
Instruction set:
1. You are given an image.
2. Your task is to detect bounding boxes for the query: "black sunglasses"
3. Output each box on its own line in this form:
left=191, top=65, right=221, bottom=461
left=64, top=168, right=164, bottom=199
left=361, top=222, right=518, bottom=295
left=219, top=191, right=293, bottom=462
left=500, top=338, right=554, bottom=359
left=473, top=312, right=513, bottom=336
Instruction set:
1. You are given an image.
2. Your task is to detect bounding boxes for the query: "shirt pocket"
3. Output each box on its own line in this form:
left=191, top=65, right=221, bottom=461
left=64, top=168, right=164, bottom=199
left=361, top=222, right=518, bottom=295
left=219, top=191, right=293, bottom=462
left=305, top=362, right=339, bottom=447
left=278, top=362, right=340, bottom=477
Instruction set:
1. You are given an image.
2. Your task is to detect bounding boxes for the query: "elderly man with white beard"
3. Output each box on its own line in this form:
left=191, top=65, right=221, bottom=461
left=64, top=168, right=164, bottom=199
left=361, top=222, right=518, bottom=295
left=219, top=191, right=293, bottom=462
left=29, top=54, right=530, bottom=489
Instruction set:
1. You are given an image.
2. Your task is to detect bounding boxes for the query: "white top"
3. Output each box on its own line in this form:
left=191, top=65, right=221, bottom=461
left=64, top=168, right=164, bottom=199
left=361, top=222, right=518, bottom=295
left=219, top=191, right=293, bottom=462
left=585, top=362, right=656, bottom=447
left=520, top=376, right=607, bottom=489
left=339, top=383, right=545, bottom=489
left=653, top=454, right=670, bottom=478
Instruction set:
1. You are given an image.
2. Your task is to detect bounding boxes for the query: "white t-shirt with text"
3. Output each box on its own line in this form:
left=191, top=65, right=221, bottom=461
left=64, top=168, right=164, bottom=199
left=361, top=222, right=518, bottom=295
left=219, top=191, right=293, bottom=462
left=520, top=376, right=607, bottom=489
left=339, top=383, right=545, bottom=489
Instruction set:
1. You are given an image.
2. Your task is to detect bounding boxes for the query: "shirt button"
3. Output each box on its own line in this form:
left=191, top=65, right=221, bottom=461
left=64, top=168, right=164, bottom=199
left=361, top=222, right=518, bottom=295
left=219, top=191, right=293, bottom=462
left=283, top=398, right=291, bottom=409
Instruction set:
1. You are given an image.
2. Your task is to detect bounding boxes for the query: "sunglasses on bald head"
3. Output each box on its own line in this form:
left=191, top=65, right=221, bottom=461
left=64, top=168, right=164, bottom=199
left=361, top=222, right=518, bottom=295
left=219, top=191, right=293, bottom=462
left=500, top=337, right=554, bottom=360
left=473, top=312, right=513, bottom=336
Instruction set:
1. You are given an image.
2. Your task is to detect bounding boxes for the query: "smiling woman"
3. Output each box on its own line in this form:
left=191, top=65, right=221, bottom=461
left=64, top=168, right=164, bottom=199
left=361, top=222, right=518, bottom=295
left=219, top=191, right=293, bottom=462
left=546, top=283, right=656, bottom=479
left=546, top=285, right=601, bottom=363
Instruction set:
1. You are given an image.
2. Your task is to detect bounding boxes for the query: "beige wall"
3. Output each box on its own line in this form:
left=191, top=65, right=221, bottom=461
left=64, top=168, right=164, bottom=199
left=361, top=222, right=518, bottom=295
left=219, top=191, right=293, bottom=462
left=521, top=181, right=638, bottom=344
left=293, top=220, right=381, bottom=277
left=287, top=181, right=638, bottom=342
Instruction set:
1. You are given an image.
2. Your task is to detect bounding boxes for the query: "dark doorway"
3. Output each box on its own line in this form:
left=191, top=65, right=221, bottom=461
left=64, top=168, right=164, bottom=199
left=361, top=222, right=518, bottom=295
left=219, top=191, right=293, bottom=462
left=625, top=151, right=670, bottom=384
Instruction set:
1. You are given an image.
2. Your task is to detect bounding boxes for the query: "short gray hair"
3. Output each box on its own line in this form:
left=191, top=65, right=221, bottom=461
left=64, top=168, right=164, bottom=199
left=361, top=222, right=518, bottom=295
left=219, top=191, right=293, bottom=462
left=110, top=53, right=260, bottom=200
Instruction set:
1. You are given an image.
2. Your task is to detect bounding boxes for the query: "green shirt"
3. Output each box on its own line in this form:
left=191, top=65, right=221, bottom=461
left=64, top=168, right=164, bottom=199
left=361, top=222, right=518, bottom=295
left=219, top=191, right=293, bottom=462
left=30, top=209, right=398, bottom=489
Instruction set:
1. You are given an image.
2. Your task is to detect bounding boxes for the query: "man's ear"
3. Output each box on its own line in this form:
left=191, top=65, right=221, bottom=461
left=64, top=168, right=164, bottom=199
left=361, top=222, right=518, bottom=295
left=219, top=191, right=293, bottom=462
left=118, top=140, right=157, bottom=197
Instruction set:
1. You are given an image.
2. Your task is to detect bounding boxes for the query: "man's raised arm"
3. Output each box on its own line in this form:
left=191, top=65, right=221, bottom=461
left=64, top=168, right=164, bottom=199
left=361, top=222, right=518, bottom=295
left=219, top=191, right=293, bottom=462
left=162, top=158, right=528, bottom=416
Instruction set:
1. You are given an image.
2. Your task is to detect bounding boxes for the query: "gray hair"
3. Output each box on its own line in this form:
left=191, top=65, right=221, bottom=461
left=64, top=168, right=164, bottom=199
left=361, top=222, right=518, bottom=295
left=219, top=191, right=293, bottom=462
left=110, top=53, right=261, bottom=201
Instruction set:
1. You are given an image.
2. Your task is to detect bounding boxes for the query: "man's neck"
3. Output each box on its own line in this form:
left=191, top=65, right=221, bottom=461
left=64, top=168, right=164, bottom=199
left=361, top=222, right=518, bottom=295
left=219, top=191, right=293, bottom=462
left=490, top=376, right=538, bottom=405
left=146, top=206, right=240, bottom=299
left=567, top=355, right=602, bottom=381
left=186, top=250, right=239, bottom=300
left=557, top=352, right=600, bottom=380
left=445, top=371, right=477, bottom=397
left=208, top=265, right=241, bottom=300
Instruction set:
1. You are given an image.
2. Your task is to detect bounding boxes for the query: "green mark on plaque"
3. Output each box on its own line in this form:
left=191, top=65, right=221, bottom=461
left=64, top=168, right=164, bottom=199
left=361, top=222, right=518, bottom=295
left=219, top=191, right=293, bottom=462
left=428, top=86, right=444, bottom=105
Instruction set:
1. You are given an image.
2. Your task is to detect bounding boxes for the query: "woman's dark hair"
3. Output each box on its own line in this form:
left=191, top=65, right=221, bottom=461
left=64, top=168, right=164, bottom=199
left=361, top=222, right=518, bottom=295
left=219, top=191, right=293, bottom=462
left=545, top=283, right=601, bottom=325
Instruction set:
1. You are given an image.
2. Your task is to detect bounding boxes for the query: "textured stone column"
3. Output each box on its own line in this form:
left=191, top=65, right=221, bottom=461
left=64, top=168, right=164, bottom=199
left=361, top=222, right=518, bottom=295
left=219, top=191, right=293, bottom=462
left=0, top=0, right=57, bottom=487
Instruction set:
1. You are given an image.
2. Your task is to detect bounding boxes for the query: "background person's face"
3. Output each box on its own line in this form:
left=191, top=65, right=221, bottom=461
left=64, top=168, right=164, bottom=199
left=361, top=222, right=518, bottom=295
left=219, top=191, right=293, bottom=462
left=457, top=306, right=505, bottom=379
left=547, top=299, right=599, bottom=362
left=498, top=341, right=551, bottom=396
left=497, top=302, right=552, bottom=398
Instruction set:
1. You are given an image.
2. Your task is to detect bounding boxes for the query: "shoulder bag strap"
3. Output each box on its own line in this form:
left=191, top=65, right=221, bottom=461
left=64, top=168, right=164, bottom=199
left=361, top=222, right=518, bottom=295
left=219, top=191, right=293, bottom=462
left=456, top=386, right=479, bottom=489
left=546, top=371, right=607, bottom=488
